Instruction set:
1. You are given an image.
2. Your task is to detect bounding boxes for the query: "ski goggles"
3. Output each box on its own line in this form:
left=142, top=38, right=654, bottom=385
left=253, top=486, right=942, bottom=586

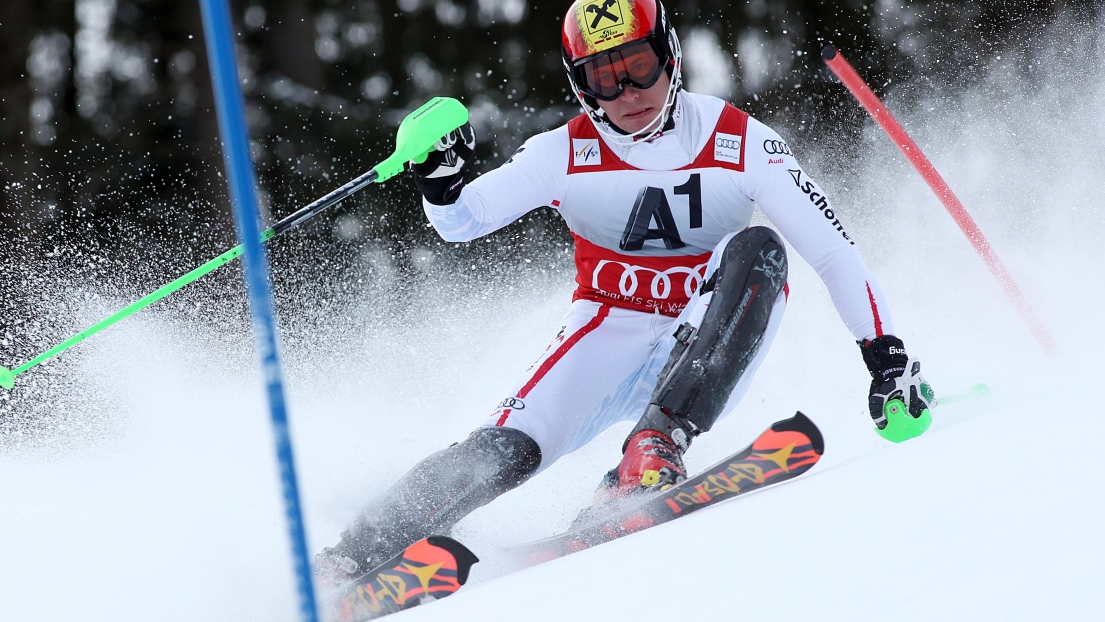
left=573, top=39, right=666, bottom=101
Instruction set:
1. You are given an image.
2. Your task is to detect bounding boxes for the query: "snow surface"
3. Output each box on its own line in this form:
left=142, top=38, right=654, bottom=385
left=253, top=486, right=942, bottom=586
left=3, top=22, right=1104, bottom=622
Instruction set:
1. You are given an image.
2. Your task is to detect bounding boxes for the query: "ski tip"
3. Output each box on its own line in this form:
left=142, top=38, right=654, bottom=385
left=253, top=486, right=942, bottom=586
left=425, top=536, right=480, bottom=585
left=772, top=412, right=825, bottom=456
left=0, top=366, right=13, bottom=390
left=821, top=45, right=838, bottom=62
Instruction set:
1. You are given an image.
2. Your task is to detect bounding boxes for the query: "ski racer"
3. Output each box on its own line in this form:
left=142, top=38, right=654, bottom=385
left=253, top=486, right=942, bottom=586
left=316, top=0, right=932, bottom=583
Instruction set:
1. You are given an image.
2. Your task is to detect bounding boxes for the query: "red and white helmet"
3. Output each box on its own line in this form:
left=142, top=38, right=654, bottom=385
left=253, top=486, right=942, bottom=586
left=561, top=0, right=682, bottom=145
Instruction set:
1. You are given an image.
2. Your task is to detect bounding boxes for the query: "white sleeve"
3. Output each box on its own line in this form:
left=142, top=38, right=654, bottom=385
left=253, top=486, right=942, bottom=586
left=744, top=117, right=895, bottom=341
left=422, top=127, right=567, bottom=242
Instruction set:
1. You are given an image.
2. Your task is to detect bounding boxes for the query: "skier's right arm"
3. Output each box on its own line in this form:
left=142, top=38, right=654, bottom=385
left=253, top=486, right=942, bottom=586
left=413, top=125, right=566, bottom=243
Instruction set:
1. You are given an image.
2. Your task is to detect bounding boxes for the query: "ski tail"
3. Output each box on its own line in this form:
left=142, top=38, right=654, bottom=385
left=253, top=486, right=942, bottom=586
left=772, top=411, right=824, bottom=454
left=333, top=536, right=479, bottom=621
left=423, top=536, right=479, bottom=586
left=757, top=410, right=824, bottom=475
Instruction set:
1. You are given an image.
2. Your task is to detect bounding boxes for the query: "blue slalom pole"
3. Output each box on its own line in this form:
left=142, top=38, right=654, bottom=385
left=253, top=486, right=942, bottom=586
left=197, top=1, right=319, bottom=621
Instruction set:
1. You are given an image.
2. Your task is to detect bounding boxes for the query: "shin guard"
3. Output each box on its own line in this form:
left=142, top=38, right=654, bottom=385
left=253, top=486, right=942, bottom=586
left=332, top=426, right=540, bottom=574
left=630, top=226, right=788, bottom=447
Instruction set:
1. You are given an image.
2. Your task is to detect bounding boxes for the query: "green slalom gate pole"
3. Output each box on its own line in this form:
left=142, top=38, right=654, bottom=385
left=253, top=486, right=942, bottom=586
left=0, top=96, right=468, bottom=392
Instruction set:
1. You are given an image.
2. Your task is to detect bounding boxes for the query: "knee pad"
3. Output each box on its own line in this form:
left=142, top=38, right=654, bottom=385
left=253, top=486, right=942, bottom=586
left=456, top=426, right=543, bottom=489
left=637, top=226, right=788, bottom=443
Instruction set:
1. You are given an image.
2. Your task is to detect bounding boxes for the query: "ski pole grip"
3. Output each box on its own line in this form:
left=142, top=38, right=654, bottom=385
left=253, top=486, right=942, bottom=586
left=372, top=97, right=469, bottom=183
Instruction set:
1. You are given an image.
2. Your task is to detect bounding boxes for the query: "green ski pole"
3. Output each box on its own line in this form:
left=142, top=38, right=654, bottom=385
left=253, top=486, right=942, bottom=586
left=0, top=96, right=468, bottom=391
left=875, top=383, right=991, bottom=443
left=934, top=383, right=991, bottom=406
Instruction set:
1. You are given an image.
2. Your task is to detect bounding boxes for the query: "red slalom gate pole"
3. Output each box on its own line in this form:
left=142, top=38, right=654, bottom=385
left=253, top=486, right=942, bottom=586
left=821, top=45, right=1057, bottom=354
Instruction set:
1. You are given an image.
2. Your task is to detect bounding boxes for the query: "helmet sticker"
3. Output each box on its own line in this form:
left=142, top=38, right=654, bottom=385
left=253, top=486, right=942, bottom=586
left=573, top=0, right=640, bottom=55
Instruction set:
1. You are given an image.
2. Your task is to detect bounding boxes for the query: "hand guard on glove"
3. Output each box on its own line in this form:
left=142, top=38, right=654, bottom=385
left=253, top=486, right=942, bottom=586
left=859, top=335, right=935, bottom=442
left=411, top=123, right=475, bottom=206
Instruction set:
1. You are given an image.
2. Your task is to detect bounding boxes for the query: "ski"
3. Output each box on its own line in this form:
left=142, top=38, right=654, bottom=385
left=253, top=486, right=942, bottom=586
left=330, top=536, right=479, bottom=621
left=507, top=411, right=824, bottom=565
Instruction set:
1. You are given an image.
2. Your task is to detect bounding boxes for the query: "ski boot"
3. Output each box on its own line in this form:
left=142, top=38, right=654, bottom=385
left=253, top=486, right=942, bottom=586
left=573, top=425, right=688, bottom=528
left=611, top=428, right=688, bottom=494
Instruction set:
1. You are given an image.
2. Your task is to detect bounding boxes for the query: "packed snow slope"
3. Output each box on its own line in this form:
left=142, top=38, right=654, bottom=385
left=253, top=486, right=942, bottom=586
left=2, top=22, right=1104, bottom=622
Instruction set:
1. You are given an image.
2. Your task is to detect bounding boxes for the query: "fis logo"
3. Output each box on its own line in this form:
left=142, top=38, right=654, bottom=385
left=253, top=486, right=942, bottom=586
left=714, top=132, right=743, bottom=165
left=572, top=138, right=602, bottom=166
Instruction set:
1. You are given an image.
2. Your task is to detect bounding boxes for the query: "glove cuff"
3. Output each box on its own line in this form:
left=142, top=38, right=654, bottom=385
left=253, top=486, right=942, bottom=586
left=859, top=335, right=909, bottom=381
left=414, top=171, right=466, bottom=206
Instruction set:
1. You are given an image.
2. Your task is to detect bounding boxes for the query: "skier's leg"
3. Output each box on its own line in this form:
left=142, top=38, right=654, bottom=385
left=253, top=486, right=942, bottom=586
left=318, top=301, right=666, bottom=581
left=318, top=426, right=540, bottom=580
left=615, top=226, right=789, bottom=491
left=481, top=300, right=676, bottom=470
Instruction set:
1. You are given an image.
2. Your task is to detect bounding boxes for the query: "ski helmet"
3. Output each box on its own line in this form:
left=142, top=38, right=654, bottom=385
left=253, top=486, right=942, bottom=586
left=561, top=0, right=683, bottom=145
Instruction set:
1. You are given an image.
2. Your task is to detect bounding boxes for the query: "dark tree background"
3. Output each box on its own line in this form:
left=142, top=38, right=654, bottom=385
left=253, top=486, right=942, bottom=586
left=0, top=0, right=1100, bottom=277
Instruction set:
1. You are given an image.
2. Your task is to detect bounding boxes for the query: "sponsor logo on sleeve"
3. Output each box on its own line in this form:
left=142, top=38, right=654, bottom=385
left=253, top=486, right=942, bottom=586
left=765, top=140, right=790, bottom=164
left=787, top=169, right=855, bottom=245
left=572, top=138, right=602, bottom=166
left=763, top=140, right=792, bottom=155
left=714, top=132, right=743, bottom=165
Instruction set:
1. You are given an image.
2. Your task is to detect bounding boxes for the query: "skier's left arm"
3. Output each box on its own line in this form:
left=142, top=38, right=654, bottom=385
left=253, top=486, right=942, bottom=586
left=744, top=118, right=932, bottom=438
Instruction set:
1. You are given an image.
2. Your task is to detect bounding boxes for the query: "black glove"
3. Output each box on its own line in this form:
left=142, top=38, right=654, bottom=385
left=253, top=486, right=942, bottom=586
left=410, top=123, right=475, bottom=206
left=859, top=335, right=934, bottom=440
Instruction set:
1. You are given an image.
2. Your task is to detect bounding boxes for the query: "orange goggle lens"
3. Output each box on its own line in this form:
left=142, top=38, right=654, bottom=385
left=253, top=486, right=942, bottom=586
left=579, top=40, right=664, bottom=101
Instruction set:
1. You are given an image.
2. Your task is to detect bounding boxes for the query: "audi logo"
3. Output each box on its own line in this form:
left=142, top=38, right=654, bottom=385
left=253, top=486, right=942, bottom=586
left=496, top=397, right=525, bottom=410
left=715, top=137, right=742, bottom=150
left=763, top=140, right=792, bottom=155
left=592, top=260, right=708, bottom=299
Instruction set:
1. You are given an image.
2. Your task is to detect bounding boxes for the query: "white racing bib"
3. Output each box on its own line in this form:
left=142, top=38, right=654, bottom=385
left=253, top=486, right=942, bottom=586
left=559, top=104, right=755, bottom=316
